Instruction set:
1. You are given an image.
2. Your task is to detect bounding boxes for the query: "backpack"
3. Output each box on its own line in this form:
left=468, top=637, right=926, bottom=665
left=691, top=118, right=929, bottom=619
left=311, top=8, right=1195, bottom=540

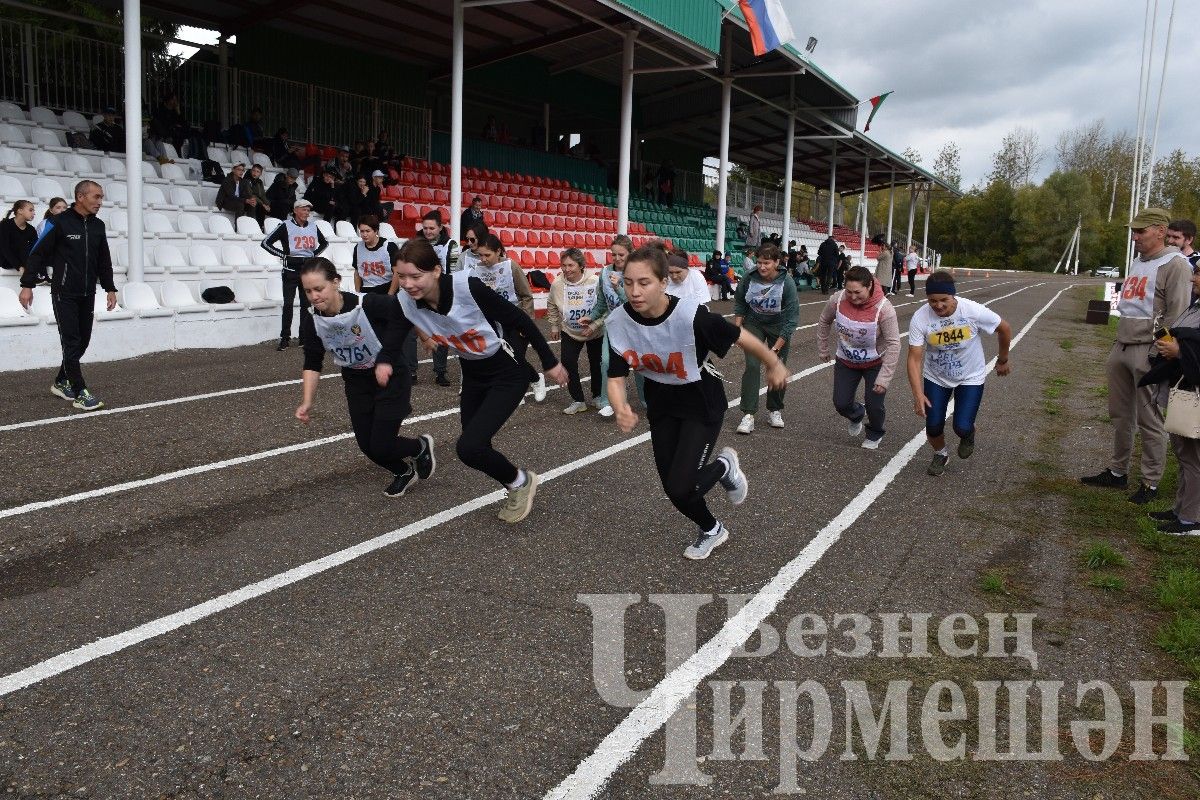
left=201, top=159, right=225, bottom=185
left=201, top=285, right=235, bottom=304
left=67, top=131, right=91, bottom=149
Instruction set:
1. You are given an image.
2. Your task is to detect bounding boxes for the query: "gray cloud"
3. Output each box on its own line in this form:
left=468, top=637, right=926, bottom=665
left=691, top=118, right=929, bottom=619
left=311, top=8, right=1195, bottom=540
left=782, top=0, right=1193, bottom=188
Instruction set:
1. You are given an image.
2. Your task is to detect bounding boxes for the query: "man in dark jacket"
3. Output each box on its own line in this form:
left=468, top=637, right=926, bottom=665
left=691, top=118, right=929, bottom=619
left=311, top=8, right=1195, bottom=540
left=265, top=169, right=299, bottom=220
left=215, top=163, right=251, bottom=218
left=243, top=163, right=269, bottom=226
left=891, top=242, right=904, bottom=295
left=816, top=234, right=839, bottom=294
left=89, top=106, right=125, bottom=153
left=17, top=180, right=115, bottom=411
left=303, top=169, right=340, bottom=220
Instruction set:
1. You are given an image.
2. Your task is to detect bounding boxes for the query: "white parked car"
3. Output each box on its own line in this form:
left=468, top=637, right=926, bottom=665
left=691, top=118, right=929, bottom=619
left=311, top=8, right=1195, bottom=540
left=1094, top=266, right=1119, bottom=278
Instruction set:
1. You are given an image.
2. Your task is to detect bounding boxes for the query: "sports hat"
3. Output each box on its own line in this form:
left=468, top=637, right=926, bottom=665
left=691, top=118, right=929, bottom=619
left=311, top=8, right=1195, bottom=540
left=285, top=168, right=299, bottom=178
left=102, top=106, right=116, bottom=114
left=371, top=169, right=385, bottom=178
left=1129, top=207, right=1171, bottom=228
left=293, top=199, right=313, bottom=210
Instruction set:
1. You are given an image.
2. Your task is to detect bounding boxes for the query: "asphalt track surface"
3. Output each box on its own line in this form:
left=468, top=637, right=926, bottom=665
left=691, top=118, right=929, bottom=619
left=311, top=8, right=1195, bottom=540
left=0, top=274, right=1129, bottom=799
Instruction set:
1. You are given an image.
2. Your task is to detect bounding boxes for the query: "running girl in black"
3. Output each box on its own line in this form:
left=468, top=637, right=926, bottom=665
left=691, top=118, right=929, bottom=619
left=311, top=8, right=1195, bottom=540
left=294, top=258, right=435, bottom=497
left=354, top=215, right=400, bottom=295
left=382, top=238, right=568, bottom=523
left=606, top=243, right=789, bottom=559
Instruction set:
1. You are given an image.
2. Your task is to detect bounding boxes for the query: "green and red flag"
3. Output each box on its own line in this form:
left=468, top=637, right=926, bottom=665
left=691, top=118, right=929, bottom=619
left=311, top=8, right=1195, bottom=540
left=863, top=91, right=892, bottom=132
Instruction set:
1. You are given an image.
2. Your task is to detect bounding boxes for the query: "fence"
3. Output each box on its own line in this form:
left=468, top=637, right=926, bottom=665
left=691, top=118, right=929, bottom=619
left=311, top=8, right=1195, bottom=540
left=0, top=20, right=430, bottom=159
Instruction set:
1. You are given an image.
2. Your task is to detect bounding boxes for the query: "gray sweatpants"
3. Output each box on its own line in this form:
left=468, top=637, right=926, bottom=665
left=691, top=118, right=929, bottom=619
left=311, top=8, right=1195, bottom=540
left=1106, top=341, right=1166, bottom=485
left=1171, top=434, right=1200, bottom=523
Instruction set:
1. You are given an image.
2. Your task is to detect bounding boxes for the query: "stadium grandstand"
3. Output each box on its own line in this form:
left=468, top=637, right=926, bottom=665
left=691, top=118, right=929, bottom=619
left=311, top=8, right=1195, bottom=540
left=0, top=0, right=956, bottom=371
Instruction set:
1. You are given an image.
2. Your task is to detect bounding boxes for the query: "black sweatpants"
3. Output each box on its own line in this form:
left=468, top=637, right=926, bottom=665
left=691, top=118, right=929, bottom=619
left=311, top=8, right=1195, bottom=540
left=280, top=264, right=311, bottom=341
left=344, top=371, right=421, bottom=475
left=400, top=331, right=450, bottom=379
left=650, top=414, right=726, bottom=531
left=457, top=366, right=528, bottom=485
left=561, top=335, right=603, bottom=402
left=891, top=269, right=902, bottom=295
left=833, top=361, right=886, bottom=441
left=907, top=271, right=917, bottom=295
left=52, top=294, right=95, bottom=393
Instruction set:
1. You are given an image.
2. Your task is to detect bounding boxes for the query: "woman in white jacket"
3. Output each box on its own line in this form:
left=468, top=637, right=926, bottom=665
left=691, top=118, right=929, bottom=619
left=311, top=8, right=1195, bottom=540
left=546, top=247, right=604, bottom=414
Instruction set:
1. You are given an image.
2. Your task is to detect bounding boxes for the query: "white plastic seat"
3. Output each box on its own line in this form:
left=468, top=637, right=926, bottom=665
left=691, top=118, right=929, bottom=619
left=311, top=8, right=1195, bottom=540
left=119, top=282, right=175, bottom=317
left=189, top=243, right=230, bottom=273
left=107, top=238, right=128, bottom=273
left=378, top=222, right=398, bottom=239
left=93, top=292, right=135, bottom=320
left=251, top=242, right=278, bottom=267
left=0, top=102, right=23, bottom=121
left=105, top=182, right=128, bottom=206
left=29, top=107, right=62, bottom=128
left=264, top=273, right=285, bottom=302
left=29, top=287, right=55, bottom=321
left=221, top=244, right=254, bottom=272
left=161, top=142, right=180, bottom=161
left=178, top=213, right=217, bottom=240
left=0, top=123, right=33, bottom=149
left=160, top=163, right=186, bottom=182
left=104, top=209, right=128, bottom=234
left=151, top=243, right=195, bottom=274
left=335, top=220, right=357, bottom=238
left=229, top=147, right=251, bottom=166
left=233, top=278, right=276, bottom=309
left=31, top=176, right=64, bottom=202
left=208, top=215, right=242, bottom=238
left=159, top=279, right=210, bottom=313
left=144, top=212, right=185, bottom=240
left=199, top=279, right=245, bottom=311
left=100, top=157, right=126, bottom=177
left=63, top=152, right=102, bottom=178
left=61, top=110, right=90, bottom=130
left=251, top=151, right=272, bottom=169
left=0, top=288, right=38, bottom=326
left=170, top=186, right=202, bottom=209
left=235, top=216, right=262, bottom=236
left=327, top=242, right=354, bottom=267
left=31, top=128, right=68, bottom=151
left=0, top=146, right=32, bottom=174
left=263, top=217, right=282, bottom=235
left=142, top=161, right=168, bottom=184
left=31, top=151, right=70, bottom=176
left=143, top=184, right=170, bottom=209
left=315, top=219, right=338, bottom=241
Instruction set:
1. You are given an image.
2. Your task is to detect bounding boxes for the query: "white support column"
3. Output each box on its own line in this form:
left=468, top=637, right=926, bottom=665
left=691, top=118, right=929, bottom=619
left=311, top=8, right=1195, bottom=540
left=858, top=156, right=869, bottom=262
left=449, top=0, right=464, bottom=243
left=921, top=184, right=931, bottom=259
left=616, top=29, right=636, bottom=236
left=124, top=0, right=143, bottom=283
left=826, top=142, right=837, bottom=234
left=905, top=184, right=916, bottom=249
left=885, top=167, right=895, bottom=244
left=714, top=77, right=732, bottom=255
left=780, top=112, right=794, bottom=250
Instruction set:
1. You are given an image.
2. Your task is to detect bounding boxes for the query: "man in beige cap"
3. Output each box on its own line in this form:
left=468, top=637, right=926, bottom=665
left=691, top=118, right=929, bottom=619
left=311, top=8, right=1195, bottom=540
left=1082, top=207, right=1192, bottom=503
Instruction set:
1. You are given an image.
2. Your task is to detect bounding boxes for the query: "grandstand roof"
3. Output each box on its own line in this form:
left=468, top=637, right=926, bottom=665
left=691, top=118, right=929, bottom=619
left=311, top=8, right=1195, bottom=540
left=131, top=0, right=958, bottom=196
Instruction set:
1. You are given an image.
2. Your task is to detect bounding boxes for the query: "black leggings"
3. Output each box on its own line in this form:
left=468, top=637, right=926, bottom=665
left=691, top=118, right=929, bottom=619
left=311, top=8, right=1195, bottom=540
left=458, top=368, right=528, bottom=484
left=650, top=414, right=726, bottom=531
left=52, top=294, right=95, bottom=393
left=345, top=372, right=421, bottom=475
left=561, top=335, right=603, bottom=402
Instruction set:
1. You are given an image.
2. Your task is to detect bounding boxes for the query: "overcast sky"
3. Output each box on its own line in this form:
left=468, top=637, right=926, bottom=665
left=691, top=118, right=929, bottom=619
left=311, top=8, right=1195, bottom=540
left=782, top=0, right=1193, bottom=188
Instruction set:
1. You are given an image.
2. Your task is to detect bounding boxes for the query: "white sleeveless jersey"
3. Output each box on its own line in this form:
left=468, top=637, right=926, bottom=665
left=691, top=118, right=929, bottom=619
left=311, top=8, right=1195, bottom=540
left=606, top=297, right=702, bottom=386
left=745, top=278, right=785, bottom=316
left=1117, top=250, right=1177, bottom=320
left=561, top=280, right=598, bottom=335
left=470, top=259, right=518, bottom=304
left=459, top=249, right=481, bottom=273
left=395, top=271, right=504, bottom=360
left=355, top=241, right=392, bottom=288
left=432, top=239, right=457, bottom=271
left=284, top=218, right=320, bottom=258
left=834, top=292, right=882, bottom=365
left=600, top=266, right=625, bottom=309
left=310, top=295, right=382, bottom=370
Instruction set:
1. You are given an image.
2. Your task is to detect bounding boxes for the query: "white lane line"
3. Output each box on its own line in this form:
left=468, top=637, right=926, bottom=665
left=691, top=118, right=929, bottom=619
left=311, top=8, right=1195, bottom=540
left=2, top=279, right=1006, bottom=432
left=0, top=282, right=1037, bottom=521
left=0, top=283, right=1053, bottom=698
left=543, top=287, right=1070, bottom=800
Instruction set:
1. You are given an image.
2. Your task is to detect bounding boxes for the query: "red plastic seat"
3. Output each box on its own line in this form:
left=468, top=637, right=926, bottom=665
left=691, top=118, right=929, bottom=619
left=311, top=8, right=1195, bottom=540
left=507, top=248, right=521, bottom=264
left=501, top=196, right=515, bottom=210
left=520, top=213, right=534, bottom=227
left=403, top=204, right=420, bottom=222
left=499, top=230, right=514, bottom=247
left=539, top=231, right=552, bottom=247
left=531, top=213, right=544, bottom=228
left=513, top=230, right=528, bottom=246
left=551, top=232, right=564, bottom=248
left=418, top=187, right=434, bottom=203
left=534, top=250, right=548, bottom=267
left=585, top=219, right=596, bottom=232
left=548, top=251, right=560, bottom=266
left=584, top=251, right=597, bottom=267
left=434, top=189, right=449, bottom=204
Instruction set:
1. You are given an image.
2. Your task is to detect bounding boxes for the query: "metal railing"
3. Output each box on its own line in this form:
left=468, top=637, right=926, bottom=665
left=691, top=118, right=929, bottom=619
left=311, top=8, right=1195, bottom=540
left=0, top=20, right=431, bottom=159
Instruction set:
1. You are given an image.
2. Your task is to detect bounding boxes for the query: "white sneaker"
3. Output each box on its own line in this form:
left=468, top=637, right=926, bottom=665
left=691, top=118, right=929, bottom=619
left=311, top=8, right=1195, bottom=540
left=598, top=404, right=615, bottom=418
left=861, top=437, right=881, bottom=450
left=768, top=411, right=784, bottom=428
left=848, top=418, right=864, bottom=437
left=717, top=446, right=748, bottom=505
left=532, top=373, right=548, bottom=403
left=736, top=413, right=755, bottom=434
left=684, top=522, right=730, bottom=560
left=564, top=401, right=588, bottom=415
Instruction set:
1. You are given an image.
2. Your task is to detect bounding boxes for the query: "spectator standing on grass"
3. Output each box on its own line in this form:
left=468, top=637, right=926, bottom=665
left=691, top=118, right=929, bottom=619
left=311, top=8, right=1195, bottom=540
left=1140, top=258, right=1200, bottom=535
left=89, top=106, right=125, bottom=153
left=1082, top=207, right=1193, bottom=505
left=17, top=180, right=115, bottom=411
left=1168, top=219, right=1198, bottom=273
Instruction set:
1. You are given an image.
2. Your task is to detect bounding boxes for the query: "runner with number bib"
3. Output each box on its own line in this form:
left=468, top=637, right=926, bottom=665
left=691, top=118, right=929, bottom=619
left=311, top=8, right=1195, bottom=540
left=906, top=270, right=1013, bottom=476
left=469, top=232, right=547, bottom=402
left=605, top=244, right=788, bottom=560
left=733, top=243, right=799, bottom=434
left=294, top=258, right=434, bottom=498
left=581, top=234, right=644, bottom=417
left=816, top=265, right=901, bottom=450
left=546, top=247, right=603, bottom=414
left=388, top=238, right=567, bottom=523
left=261, top=198, right=328, bottom=350
left=353, top=215, right=399, bottom=295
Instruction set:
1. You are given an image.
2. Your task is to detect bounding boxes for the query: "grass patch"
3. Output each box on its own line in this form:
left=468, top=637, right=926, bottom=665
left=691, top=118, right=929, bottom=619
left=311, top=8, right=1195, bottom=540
left=1083, top=540, right=1128, bottom=570
left=1157, top=610, right=1200, bottom=659
left=1088, top=573, right=1125, bottom=592
left=1060, top=338, right=1075, bottom=351
left=1091, top=384, right=1109, bottom=398
left=1158, top=566, right=1200, bottom=611
left=978, top=570, right=1009, bottom=595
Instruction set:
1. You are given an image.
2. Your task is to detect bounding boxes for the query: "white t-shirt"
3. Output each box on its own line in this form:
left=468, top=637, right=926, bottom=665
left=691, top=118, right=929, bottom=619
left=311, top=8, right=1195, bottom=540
left=908, top=296, right=1002, bottom=387
left=665, top=268, right=711, bottom=307
left=903, top=252, right=919, bottom=275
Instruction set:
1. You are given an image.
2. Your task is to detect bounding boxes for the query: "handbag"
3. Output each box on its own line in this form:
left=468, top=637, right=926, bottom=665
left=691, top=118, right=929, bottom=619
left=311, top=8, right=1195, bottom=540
left=1165, top=376, right=1200, bottom=438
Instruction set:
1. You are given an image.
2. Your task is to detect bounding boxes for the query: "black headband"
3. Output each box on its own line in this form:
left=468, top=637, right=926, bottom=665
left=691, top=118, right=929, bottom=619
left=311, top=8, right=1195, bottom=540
left=925, top=280, right=956, bottom=296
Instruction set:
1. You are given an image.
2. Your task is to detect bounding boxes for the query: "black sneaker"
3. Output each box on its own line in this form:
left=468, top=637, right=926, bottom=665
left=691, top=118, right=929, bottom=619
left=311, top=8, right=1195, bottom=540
left=927, top=452, right=949, bottom=476
left=1128, top=484, right=1158, bottom=505
left=410, top=372, right=419, bottom=385
left=1080, top=469, right=1128, bottom=489
left=957, top=434, right=975, bottom=460
left=276, top=336, right=290, bottom=351
left=384, top=465, right=417, bottom=498
left=36, top=274, right=51, bottom=286
left=435, top=373, right=452, bottom=387
left=414, top=434, right=436, bottom=480
left=1149, top=509, right=1178, bottom=521
left=1158, top=518, right=1200, bottom=536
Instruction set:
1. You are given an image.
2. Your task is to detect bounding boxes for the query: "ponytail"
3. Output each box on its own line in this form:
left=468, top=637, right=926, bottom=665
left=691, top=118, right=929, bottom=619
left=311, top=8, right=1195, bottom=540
left=6, top=200, right=33, bottom=221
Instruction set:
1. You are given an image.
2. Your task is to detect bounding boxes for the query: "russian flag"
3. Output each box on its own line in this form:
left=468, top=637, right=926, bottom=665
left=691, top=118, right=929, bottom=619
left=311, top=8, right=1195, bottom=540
left=738, top=0, right=795, bottom=56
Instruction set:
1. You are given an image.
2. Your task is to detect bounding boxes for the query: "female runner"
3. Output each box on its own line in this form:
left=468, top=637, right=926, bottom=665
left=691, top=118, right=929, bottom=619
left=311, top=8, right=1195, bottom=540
left=546, top=247, right=603, bottom=414
left=469, top=232, right=546, bottom=402
left=353, top=215, right=400, bottom=295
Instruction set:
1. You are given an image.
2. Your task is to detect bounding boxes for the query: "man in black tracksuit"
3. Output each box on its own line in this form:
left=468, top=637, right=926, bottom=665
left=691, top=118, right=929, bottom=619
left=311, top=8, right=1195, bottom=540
left=260, top=199, right=328, bottom=350
left=18, top=180, right=115, bottom=411
left=816, top=235, right=839, bottom=295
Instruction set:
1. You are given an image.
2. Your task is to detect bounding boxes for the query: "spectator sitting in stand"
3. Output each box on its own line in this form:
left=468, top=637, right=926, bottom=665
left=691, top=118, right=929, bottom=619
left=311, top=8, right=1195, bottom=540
left=326, top=147, right=354, bottom=181
left=216, top=163, right=253, bottom=218
left=150, top=91, right=205, bottom=159
left=241, top=107, right=265, bottom=149
left=266, top=169, right=299, bottom=220
left=375, top=131, right=395, bottom=164
left=304, top=168, right=340, bottom=221
left=243, top=163, right=270, bottom=226
left=358, top=141, right=384, bottom=180
left=705, top=249, right=734, bottom=301
left=460, top=195, right=485, bottom=236
left=89, top=106, right=125, bottom=153
left=268, top=128, right=302, bottom=169
left=345, top=175, right=382, bottom=227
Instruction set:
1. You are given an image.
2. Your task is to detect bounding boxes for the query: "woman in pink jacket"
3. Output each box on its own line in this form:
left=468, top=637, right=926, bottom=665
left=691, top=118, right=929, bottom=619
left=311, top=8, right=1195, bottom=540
left=816, top=265, right=902, bottom=449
